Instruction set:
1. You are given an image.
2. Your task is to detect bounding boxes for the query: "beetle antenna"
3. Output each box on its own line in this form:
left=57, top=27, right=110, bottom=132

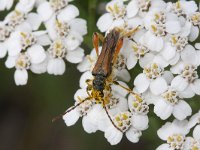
left=103, top=99, right=123, bottom=133
left=52, top=98, right=89, bottom=122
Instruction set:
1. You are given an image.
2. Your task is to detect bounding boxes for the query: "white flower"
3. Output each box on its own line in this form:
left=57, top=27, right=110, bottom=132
left=0, top=0, right=14, bottom=11
left=45, top=13, right=86, bottom=49
left=121, top=39, right=150, bottom=70
left=153, top=84, right=192, bottom=120
left=4, top=9, right=42, bottom=31
left=127, top=0, right=167, bottom=18
left=188, top=111, right=200, bottom=129
left=97, top=0, right=126, bottom=32
left=104, top=111, right=143, bottom=145
left=16, top=0, right=36, bottom=13
left=128, top=93, right=149, bottom=130
left=46, top=39, right=84, bottom=75
left=6, top=30, right=49, bottom=57
left=63, top=88, right=109, bottom=133
left=7, top=45, right=47, bottom=85
left=170, top=61, right=200, bottom=97
left=157, top=120, right=190, bottom=150
left=142, top=9, right=184, bottom=52
left=134, top=63, right=168, bottom=95
left=37, top=0, right=75, bottom=21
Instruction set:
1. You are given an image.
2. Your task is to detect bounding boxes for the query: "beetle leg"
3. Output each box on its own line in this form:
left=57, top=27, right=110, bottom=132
left=123, top=26, right=140, bottom=37
left=112, top=81, right=140, bottom=97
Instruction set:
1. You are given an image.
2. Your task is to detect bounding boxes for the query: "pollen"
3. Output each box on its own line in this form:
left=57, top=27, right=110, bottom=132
left=50, top=0, right=68, bottom=12
left=15, top=53, right=31, bottom=70
left=167, top=134, right=185, bottom=149
left=20, top=32, right=36, bottom=50
left=130, top=95, right=149, bottom=115
left=114, top=112, right=132, bottom=132
left=131, top=42, right=149, bottom=59
left=181, top=65, right=198, bottom=83
left=144, top=63, right=164, bottom=80
left=48, top=40, right=66, bottom=58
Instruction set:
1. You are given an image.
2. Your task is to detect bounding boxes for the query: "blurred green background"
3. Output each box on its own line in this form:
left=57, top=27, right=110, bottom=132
left=0, top=0, right=200, bottom=150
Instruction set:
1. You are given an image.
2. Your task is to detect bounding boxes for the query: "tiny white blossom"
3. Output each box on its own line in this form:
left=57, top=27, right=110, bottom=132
left=157, top=120, right=190, bottom=150
left=0, top=0, right=14, bottom=11
left=134, top=63, right=168, bottom=95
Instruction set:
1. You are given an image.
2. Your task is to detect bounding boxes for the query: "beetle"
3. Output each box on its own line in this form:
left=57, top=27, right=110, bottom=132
left=53, top=27, right=139, bottom=132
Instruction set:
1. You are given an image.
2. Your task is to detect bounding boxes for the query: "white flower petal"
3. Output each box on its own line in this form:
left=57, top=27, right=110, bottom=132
left=7, top=37, right=21, bottom=56
left=74, top=89, right=88, bottom=101
left=131, top=114, right=149, bottom=130
left=156, top=144, right=173, bottom=150
left=173, top=100, right=192, bottom=120
left=143, top=31, right=163, bottom=52
left=179, top=86, right=195, bottom=99
left=153, top=55, right=169, bottom=68
left=125, top=127, right=142, bottom=143
left=181, top=1, right=198, bottom=15
left=179, top=21, right=192, bottom=37
left=139, top=53, right=154, bottom=68
left=193, top=125, right=200, bottom=141
left=5, top=56, right=16, bottom=68
left=36, top=33, right=51, bottom=46
left=47, top=58, right=65, bottom=75
left=166, top=21, right=181, bottom=34
left=154, top=99, right=173, bottom=120
left=27, top=45, right=46, bottom=64
left=14, top=69, right=28, bottom=86
left=171, top=76, right=188, bottom=92
left=189, top=26, right=199, bottom=42
left=79, top=71, right=93, bottom=89
left=181, top=45, right=197, bottom=66
left=15, top=0, right=35, bottom=13
left=82, top=115, right=98, bottom=133
left=77, top=57, right=91, bottom=72
left=150, top=77, right=168, bottom=95
left=115, top=69, right=131, bottom=82
left=134, top=73, right=150, bottom=93
left=190, top=79, right=200, bottom=95
left=64, top=32, right=82, bottom=51
left=104, top=126, right=123, bottom=145
left=161, top=43, right=176, bottom=61
left=111, top=81, right=129, bottom=97
left=37, top=2, right=53, bottom=21
left=126, top=54, right=137, bottom=70
left=97, top=13, right=113, bottom=32
left=126, top=0, right=139, bottom=18
left=66, top=47, right=84, bottom=63
left=27, top=13, right=42, bottom=30
left=69, top=18, right=87, bottom=36
left=57, top=5, right=79, bottom=22
left=162, top=71, right=174, bottom=85
left=30, top=58, right=47, bottom=74
left=195, top=43, right=200, bottom=50
left=0, top=43, right=7, bottom=58
left=170, top=61, right=184, bottom=74
left=63, top=108, right=79, bottom=126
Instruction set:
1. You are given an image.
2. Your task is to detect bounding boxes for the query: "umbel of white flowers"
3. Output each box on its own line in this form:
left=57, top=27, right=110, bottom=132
left=1, top=0, right=200, bottom=148
left=0, top=0, right=87, bottom=85
left=62, top=0, right=200, bottom=146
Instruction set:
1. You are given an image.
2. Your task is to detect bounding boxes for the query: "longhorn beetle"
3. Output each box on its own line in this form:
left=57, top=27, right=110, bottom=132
left=53, top=27, right=140, bottom=132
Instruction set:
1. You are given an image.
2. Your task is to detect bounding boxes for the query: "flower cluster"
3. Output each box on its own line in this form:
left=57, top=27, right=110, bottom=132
left=157, top=111, right=200, bottom=150
left=63, top=48, right=150, bottom=145
left=62, top=0, right=200, bottom=146
left=97, top=0, right=200, bottom=122
left=0, top=0, right=87, bottom=85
